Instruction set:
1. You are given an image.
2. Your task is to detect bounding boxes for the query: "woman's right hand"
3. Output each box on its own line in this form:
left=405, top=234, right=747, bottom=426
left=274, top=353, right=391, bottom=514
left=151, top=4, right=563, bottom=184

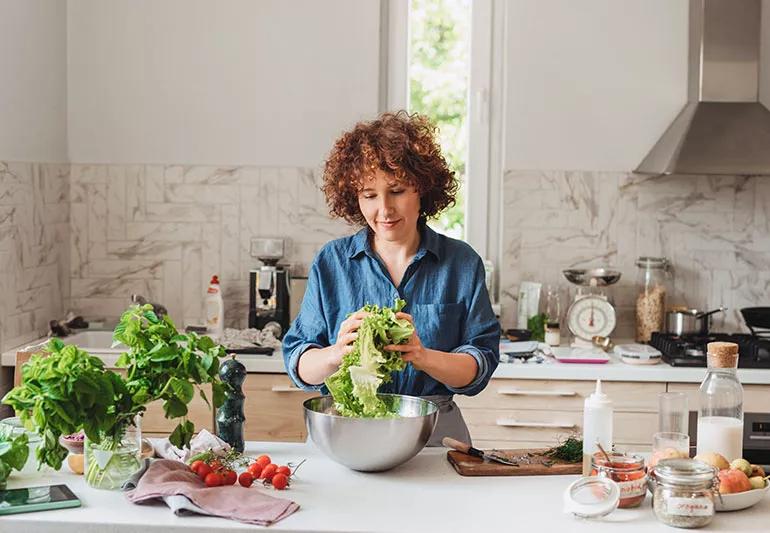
left=330, top=311, right=369, bottom=365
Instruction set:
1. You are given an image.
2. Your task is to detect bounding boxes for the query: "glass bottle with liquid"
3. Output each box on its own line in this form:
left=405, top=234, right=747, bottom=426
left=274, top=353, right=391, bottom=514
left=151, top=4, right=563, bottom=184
left=544, top=285, right=561, bottom=347
left=696, top=342, right=743, bottom=461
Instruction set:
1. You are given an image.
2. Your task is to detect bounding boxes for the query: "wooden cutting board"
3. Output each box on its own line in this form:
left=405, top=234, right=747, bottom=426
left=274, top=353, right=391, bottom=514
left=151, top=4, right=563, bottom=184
left=447, top=448, right=582, bottom=476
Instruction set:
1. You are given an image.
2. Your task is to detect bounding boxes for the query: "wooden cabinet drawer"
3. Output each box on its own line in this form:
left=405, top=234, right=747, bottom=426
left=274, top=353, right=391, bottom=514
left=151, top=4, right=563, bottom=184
left=456, top=379, right=664, bottom=412
left=667, top=382, right=770, bottom=413
left=242, top=374, right=317, bottom=442
left=463, top=409, right=656, bottom=446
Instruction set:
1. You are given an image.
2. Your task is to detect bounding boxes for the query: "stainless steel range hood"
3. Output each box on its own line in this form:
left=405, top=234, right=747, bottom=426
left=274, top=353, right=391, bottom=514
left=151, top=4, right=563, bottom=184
left=635, top=0, right=770, bottom=175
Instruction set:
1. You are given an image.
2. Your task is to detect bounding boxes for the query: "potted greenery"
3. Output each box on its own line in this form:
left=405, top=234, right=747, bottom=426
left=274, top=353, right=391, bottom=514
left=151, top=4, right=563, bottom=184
left=3, top=304, right=226, bottom=490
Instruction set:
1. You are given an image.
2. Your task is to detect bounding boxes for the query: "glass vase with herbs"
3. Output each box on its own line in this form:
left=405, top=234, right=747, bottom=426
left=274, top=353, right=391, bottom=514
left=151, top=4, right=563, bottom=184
left=2, top=304, right=227, bottom=490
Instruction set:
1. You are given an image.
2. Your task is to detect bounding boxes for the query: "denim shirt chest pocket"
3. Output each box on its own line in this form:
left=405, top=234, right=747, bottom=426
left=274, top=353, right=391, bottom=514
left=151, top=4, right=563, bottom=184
left=409, top=303, right=465, bottom=352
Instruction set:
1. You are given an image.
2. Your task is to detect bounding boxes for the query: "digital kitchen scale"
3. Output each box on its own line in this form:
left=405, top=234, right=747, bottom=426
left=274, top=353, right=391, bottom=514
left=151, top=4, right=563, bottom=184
left=562, top=268, right=621, bottom=348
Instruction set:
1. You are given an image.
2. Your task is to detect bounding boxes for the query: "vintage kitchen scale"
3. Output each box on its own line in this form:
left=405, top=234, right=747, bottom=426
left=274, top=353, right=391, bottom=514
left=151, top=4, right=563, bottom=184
left=562, top=268, right=621, bottom=348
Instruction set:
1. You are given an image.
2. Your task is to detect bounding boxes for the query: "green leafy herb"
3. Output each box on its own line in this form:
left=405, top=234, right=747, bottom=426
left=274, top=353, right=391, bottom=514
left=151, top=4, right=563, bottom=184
left=112, top=304, right=227, bottom=448
left=2, top=304, right=228, bottom=470
left=543, top=436, right=583, bottom=463
left=2, top=339, right=132, bottom=470
left=325, top=299, right=414, bottom=418
left=527, top=312, right=547, bottom=342
left=0, top=432, right=29, bottom=488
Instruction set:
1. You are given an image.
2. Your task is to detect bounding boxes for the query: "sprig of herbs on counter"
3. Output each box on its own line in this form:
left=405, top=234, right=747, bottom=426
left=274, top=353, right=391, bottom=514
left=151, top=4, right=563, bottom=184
left=113, top=304, right=228, bottom=448
left=543, top=436, right=583, bottom=464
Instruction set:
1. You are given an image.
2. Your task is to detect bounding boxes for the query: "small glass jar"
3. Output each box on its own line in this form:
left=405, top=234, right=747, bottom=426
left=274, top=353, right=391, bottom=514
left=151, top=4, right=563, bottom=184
left=652, top=458, right=717, bottom=529
left=590, top=452, right=647, bottom=508
left=635, top=257, right=670, bottom=342
left=544, top=285, right=561, bottom=347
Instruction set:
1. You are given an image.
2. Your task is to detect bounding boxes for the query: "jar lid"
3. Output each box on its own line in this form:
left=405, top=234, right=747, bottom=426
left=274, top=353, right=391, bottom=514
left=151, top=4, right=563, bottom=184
left=636, top=256, right=669, bottom=269
left=563, top=476, right=620, bottom=519
left=652, top=458, right=716, bottom=488
left=0, top=416, right=42, bottom=443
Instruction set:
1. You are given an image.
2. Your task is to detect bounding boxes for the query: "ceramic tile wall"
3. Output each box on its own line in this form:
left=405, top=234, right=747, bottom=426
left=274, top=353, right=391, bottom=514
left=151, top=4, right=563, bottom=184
left=68, top=164, right=350, bottom=329
left=500, top=171, right=770, bottom=337
left=0, top=162, right=70, bottom=351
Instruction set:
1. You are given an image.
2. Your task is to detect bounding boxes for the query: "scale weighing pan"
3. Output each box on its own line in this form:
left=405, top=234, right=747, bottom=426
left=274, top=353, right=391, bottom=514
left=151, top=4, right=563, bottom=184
left=562, top=268, right=621, bottom=286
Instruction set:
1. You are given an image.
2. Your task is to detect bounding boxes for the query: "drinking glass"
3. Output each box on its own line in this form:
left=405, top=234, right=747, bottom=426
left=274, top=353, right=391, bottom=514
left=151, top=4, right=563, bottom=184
left=650, top=431, right=690, bottom=467
left=658, top=391, right=688, bottom=435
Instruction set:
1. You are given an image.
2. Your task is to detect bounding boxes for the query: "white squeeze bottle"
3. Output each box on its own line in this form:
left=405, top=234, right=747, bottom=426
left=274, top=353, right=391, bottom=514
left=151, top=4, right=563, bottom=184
left=205, top=275, right=224, bottom=337
left=582, top=379, right=614, bottom=475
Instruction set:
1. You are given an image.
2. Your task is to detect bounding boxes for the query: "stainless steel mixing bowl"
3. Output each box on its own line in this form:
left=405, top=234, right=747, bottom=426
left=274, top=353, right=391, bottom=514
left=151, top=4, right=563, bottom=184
left=303, top=394, right=439, bottom=472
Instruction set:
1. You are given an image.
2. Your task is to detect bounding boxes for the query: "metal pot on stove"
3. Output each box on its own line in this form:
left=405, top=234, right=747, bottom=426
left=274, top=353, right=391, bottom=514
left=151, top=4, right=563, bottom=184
left=665, top=307, right=726, bottom=336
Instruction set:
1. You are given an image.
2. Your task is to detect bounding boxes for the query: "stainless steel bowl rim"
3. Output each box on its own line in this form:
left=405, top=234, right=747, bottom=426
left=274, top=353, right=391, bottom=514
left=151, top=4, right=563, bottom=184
left=303, top=393, right=439, bottom=419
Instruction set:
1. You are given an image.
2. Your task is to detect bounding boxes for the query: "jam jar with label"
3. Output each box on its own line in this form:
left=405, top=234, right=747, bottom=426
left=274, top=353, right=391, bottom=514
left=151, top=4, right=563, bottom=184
left=591, top=452, right=647, bottom=508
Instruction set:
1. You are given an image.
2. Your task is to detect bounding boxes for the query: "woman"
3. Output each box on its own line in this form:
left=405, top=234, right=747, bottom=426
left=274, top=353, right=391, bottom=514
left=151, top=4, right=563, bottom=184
left=282, top=111, right=499, bottom=445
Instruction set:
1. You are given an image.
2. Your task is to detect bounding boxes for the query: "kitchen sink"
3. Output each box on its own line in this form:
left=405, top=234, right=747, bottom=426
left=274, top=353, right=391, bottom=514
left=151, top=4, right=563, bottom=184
left=63, top=330, right=126, bottom=355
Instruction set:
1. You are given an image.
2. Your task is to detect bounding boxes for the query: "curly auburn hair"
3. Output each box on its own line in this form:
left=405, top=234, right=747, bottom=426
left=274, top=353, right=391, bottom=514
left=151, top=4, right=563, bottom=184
left=321, top=111, right=458, bottom=226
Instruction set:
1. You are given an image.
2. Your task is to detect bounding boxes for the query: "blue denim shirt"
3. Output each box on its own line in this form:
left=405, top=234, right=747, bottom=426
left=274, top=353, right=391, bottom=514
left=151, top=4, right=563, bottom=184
left=282, top=224, right=500, bottom=397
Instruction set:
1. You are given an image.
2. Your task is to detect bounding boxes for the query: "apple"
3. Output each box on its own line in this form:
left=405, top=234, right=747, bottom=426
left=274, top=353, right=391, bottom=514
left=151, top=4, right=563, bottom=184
left=693, top=451, right=730, bottom=471
left=729, top=458, right=752, bottom=476
left=718, top=469, right=753, bottom=494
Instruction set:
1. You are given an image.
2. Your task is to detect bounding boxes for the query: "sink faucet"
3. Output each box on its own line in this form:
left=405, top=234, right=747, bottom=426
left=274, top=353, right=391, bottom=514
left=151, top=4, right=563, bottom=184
left=130, top=294, right=168, bottom=317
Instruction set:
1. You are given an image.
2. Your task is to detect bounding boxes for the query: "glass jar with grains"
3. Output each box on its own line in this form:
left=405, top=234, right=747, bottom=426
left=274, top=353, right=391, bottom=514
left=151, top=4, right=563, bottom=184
left=635, top=257, right=670, bottom=342
left=651, top=458, right=717, bottom=529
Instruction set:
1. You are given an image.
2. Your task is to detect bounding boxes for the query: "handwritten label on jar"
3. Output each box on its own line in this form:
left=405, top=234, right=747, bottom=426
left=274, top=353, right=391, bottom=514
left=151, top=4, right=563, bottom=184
left=617, top=476, right=647, bottom=498
left=665, top=497, right=713, bottom=517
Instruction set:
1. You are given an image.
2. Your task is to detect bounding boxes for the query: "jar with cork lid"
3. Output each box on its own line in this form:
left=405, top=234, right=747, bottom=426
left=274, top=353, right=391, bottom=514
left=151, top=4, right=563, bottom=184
left=696, top=342, right=743, bottom=461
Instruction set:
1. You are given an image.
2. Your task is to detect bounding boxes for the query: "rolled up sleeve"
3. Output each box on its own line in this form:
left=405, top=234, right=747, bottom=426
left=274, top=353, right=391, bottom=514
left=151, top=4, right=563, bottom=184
left=446, top=257, right=500, bottom=396
left=282, top=258, right=328, bottom=392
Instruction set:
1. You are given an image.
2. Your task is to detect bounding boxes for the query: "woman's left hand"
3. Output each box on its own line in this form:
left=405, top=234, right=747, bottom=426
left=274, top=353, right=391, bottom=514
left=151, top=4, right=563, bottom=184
left=384, top=312, right=431, bottom=370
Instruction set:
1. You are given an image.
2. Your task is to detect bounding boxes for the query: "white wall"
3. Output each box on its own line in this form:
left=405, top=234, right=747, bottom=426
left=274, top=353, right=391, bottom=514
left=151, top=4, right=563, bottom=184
left=67, top=0, right=381, bottom=167
left=503, top=0, right=688, bottom=171
left=761, top=0, right=770, bottom=108
left=0, top=0, right=67, bottom=162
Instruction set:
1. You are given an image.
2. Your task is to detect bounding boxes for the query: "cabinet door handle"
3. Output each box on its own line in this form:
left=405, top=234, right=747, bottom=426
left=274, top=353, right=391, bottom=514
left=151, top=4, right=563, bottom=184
left=497, top=388, right=577, bottom=397
left=748, top=435, right=770, bottom=440
left=271, top=385, right=305, bottom=392
left=495, top=418, right=577, bottom=429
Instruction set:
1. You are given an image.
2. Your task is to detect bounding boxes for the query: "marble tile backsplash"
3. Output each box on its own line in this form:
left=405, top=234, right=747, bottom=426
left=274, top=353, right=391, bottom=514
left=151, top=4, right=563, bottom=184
left=3, top=161, right=767, bottom=349
left=0, top=162, right=70, bottom=351
left=69, top=164, right=350, bottom=329
left=500, top=171, right=770, bottom=337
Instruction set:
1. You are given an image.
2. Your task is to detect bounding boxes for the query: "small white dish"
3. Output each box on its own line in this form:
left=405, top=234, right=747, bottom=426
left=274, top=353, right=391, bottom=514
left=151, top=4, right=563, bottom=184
left=715, top=482, right=770, bottom=512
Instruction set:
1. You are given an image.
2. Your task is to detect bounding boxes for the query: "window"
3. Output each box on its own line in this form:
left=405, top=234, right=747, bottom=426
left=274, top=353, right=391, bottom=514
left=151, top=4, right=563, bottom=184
left=383, top=0, right=495, bottom=260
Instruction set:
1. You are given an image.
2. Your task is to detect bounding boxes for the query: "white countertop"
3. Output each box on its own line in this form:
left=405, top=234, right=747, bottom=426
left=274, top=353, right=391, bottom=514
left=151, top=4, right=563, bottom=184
left=4, top=440, right=769, bottom=532
left=5, top=338, right=770, bottom=385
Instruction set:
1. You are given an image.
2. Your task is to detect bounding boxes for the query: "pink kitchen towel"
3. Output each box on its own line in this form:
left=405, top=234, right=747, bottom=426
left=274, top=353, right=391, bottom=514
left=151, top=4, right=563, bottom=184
left=124, top=459, right=299, bottom=526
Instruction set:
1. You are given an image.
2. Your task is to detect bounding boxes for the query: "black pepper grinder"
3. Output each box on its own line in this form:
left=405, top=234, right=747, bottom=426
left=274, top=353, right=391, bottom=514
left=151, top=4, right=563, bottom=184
left=216, top=353, right=246, bottom=452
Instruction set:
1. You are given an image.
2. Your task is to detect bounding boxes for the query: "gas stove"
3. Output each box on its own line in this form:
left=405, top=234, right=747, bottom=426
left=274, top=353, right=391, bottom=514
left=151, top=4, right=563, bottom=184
left=649, top=332, right=770, bottom=368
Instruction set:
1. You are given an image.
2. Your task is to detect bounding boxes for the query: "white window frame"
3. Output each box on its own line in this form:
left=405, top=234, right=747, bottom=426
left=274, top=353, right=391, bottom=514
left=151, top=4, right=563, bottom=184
left=380, top=0, right=504, bottom=300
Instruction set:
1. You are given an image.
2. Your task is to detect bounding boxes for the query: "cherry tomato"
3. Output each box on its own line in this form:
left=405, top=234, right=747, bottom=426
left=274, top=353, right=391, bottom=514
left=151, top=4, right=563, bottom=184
left=204, top=472, right=224, bottom=487
left=196, top=463, right=212, bottom=481
left=247, top=463, right=263, bottom=478
left=238, top=471, right=254, bottom=488
left=260, top=464, right=278, bottom=481
left=255, top=455, right=271, bottom=467
left=271, top=473, right=288, bottom=490
left=190, top=460, right=205, bottom=474
left=276, top=465, right=291, bottom=477
left=222, top=469, right=237, bottom=485
left=209, top=460, right=223, bottom=472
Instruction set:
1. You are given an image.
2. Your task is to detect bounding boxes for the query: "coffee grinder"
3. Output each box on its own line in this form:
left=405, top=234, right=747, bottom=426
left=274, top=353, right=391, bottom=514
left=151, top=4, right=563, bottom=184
left=248, top=238, right=290, bottom=338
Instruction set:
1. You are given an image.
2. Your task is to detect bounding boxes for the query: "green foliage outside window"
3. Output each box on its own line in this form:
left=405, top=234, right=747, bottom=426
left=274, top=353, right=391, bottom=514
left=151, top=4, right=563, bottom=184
left=409, top=0, right=470, bottom=239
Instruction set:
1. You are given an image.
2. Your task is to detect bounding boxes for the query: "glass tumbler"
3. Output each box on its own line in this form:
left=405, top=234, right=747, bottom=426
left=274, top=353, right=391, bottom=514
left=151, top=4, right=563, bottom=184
left=658, top=392, right=688, bottom=435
